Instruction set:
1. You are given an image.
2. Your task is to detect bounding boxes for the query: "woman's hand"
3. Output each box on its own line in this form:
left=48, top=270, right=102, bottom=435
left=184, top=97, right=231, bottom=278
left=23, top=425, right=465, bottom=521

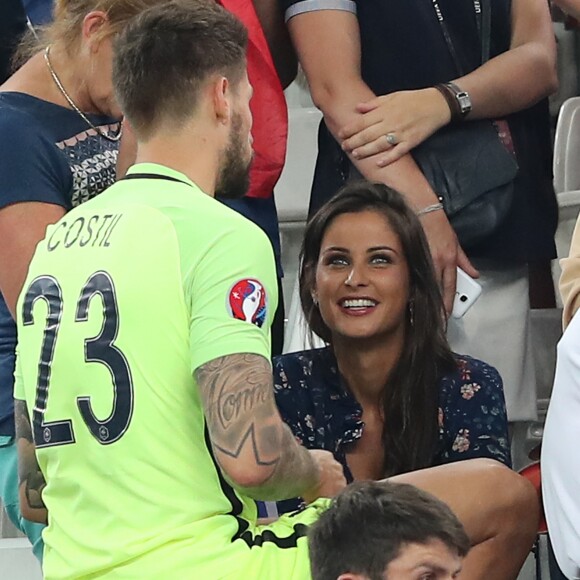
left=339, top=87, right=451, bottom=167
left=420, top=210, right=479, bottom=316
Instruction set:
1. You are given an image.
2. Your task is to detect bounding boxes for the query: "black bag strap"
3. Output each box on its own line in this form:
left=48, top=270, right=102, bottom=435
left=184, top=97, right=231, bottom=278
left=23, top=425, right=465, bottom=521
left=481, top=0, right=491, bottom=64
left=431, top=0, right=491, bottom=75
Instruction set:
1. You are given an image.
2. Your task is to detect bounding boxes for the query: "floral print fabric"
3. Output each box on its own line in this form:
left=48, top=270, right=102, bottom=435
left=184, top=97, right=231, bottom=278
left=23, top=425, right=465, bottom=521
left=271, top=347, right=510, bottom=514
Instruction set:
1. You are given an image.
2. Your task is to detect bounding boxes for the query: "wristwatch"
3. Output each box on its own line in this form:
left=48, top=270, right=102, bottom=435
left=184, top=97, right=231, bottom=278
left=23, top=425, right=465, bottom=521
left=445, top=82, right=472, bottom=118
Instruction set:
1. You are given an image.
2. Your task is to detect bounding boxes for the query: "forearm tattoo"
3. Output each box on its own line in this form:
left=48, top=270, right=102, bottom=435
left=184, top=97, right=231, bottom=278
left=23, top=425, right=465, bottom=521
left=196, top=354, right=317, bottom=500
left=14, top=400, right=47, bottom=513
left=196, top=354, right=280, bottom=464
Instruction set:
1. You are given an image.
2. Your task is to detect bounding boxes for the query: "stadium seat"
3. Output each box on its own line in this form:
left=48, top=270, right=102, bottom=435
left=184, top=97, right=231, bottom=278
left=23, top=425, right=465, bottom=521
left=518, top=462, right=549, bottom=580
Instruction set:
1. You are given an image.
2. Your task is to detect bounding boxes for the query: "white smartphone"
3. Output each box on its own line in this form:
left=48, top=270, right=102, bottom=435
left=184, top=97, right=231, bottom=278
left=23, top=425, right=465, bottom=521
left=451, top=268, right=482, bottom=319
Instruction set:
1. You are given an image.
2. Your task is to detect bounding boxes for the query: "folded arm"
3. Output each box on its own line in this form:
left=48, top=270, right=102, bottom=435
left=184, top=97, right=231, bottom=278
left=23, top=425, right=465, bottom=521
left=287, top=9, right=476, bottom=311
left=341, top=0, right=557, bottom=161
left=456, top=0, right=557, bottom=119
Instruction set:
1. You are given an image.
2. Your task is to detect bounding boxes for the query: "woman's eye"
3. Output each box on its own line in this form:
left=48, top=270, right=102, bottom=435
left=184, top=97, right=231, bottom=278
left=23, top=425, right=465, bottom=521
left=370, top=254, right=392, bottom=265
left=324, top=255, right=349, bottom=266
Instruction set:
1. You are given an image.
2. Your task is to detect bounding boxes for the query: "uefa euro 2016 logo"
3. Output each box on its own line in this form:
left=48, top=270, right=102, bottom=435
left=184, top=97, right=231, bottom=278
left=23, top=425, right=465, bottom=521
left=227, top=278, right=267, bottom=328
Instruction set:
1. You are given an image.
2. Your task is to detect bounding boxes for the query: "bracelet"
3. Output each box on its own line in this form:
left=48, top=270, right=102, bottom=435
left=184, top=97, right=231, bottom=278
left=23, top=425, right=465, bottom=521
left=417, top=202, right=445, bottom=217
left=434, top=83, right=461, bottom=123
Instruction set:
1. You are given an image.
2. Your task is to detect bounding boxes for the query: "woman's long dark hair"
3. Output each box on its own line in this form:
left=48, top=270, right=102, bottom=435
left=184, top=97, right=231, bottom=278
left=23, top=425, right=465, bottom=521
left=300, top=181, right=455, bottom=476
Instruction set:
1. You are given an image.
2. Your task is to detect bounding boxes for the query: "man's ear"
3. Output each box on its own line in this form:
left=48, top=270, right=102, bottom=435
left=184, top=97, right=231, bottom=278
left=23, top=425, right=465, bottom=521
left=337, top=574, right=370, bottom=580
left=211, top=76, right=231, bottom=125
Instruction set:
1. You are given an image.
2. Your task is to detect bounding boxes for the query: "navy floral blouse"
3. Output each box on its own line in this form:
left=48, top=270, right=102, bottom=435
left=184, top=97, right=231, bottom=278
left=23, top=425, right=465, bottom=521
left=270, top=347, right=510, bottom=514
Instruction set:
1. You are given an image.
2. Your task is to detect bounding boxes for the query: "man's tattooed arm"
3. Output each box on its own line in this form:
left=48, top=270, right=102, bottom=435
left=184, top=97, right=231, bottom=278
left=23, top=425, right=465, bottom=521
left=195, top=353, right=319, bottom=501
left=14, top=400, right=48, bottom=524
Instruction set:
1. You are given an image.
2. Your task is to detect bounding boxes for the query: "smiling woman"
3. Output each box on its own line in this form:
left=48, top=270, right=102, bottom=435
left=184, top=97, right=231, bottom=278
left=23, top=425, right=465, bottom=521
left=276, top=182, right=505, bottom=480
left=271, top=181, right=536, bottom=578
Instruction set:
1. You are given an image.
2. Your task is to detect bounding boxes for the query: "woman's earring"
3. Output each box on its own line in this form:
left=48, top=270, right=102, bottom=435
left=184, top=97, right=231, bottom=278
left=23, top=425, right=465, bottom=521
left=312, top=294, right=319, bottom=307
left=408, top=302, right=415, bottom=326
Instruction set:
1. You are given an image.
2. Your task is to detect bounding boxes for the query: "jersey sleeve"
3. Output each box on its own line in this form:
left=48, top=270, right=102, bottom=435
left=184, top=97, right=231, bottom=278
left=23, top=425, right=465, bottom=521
left=0, top=109, right=71, bottom=210
left=281, top=0, right=357, bottom=22
left=438, top=356, right=511, bottom=468
left=186, top=217, right=278, bottom=372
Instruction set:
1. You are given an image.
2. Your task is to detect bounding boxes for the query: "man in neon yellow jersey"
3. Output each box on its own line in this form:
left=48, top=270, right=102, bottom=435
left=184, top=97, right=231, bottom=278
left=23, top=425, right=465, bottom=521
left=13, top=3, right=344, bottom=577
left=13, top=2, right=538, bottom=579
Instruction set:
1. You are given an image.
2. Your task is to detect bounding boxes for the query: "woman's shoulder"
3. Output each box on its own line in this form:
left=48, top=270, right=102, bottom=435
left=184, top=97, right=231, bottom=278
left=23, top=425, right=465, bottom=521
left=436, top=354, right=510, bottom=467
left=438, top=353, right=503, bottom=402
left=0, top=92, right=51, bottom=138
left=444, top=353, right=502, bottom=382
left=0, top=92, right=76, bottom=160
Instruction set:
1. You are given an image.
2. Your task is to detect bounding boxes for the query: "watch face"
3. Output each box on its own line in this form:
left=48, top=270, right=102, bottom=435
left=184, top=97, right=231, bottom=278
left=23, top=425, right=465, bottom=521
left=457, top=92, right=472, bottom=114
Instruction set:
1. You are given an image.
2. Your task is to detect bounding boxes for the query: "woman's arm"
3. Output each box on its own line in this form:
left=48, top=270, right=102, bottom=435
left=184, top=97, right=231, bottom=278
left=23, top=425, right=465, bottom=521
left=457, top=0, right=557, bottom=119
left=553, top=0, right=580, bottom=20
left=0, top=202, right=66, bottom=317
left=340, top=0, right=557, bottom=164
left=287, top=9, right=476, bottom=312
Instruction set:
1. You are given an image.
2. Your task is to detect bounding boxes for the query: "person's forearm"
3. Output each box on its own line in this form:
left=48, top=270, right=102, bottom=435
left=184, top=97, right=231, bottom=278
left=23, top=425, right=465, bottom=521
left=313, top=78, right=440, bottom=209
left=552, top=0, right=580, bottom=22
left=456, top=45, right=557, bottom=120
left=457, top=0, right=557, bottom=119
left=235, top=423, right=319, bottom=501
left=196, top=354, right=318, bottom=502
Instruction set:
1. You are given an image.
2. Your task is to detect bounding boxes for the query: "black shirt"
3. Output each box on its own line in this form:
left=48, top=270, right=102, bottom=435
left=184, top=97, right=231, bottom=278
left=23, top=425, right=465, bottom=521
left=282, top=0, right=558, bottom=261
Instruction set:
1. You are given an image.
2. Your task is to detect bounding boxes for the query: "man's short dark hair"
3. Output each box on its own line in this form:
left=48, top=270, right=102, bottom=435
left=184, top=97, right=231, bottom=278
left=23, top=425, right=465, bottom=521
left=112, top=0, right=248, bottom=139
left=308, top=481, right=470, bottom=580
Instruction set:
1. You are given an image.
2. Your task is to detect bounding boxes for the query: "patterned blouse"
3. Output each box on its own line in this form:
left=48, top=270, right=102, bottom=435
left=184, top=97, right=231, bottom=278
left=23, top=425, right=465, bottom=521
left=270, top=347, right=510, bottom=514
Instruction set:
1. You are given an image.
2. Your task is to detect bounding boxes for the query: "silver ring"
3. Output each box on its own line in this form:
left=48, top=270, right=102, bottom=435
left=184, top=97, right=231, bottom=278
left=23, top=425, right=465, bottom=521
left=385, top=132, right=398, bottom=146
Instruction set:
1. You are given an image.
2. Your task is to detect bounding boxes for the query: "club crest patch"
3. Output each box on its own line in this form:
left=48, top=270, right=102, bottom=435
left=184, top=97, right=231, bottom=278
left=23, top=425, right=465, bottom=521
left=227, top=278, right=267, bottom=328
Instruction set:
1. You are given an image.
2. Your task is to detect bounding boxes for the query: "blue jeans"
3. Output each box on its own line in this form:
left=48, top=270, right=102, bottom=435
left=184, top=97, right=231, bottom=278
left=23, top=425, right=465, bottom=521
left=0, top=435, right=45, bottom=561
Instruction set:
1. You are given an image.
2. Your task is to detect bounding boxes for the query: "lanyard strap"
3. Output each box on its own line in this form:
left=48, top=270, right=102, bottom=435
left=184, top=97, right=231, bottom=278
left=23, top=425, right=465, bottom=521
left=431, top=0, right=490, bottom=76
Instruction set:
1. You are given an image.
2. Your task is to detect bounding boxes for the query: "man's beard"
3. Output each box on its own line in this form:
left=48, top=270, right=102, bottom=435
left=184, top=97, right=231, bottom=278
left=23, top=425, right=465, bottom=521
left=215, top=112, right=252, bottom=200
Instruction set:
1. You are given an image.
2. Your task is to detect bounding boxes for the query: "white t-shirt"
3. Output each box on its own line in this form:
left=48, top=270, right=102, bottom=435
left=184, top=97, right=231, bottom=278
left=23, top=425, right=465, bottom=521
left=542, top=311, right=580, bottom=580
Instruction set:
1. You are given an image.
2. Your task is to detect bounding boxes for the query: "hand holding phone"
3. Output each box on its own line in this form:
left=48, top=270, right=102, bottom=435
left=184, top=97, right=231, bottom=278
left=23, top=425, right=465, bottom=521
left=452, top=268, right=482, bottom=319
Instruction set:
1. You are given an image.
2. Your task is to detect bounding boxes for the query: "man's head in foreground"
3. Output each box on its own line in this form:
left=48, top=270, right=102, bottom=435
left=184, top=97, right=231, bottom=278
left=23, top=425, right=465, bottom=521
left=112, top=0, right=253, bottom=199
left=309, top=481, right=470, bottom=580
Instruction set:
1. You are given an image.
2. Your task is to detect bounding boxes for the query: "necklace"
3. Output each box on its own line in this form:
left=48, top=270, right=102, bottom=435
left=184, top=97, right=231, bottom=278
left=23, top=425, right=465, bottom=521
left=43, top=46, right=122, bottom=142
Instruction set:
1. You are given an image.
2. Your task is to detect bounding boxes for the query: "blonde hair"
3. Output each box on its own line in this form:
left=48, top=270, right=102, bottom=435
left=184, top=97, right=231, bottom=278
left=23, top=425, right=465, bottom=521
left=14, top=0, right=167, bottom=66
